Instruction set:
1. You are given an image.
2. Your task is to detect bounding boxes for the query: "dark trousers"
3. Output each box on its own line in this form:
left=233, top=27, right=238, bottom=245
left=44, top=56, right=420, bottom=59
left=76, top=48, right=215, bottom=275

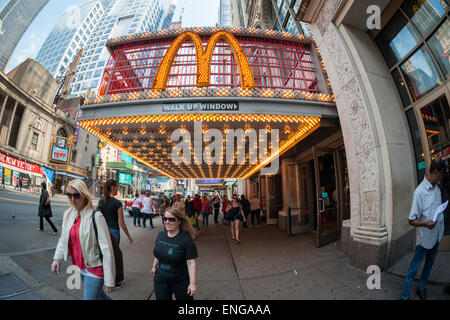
left=214, top=209, right=219, bottom=223
left=132, top=207, right=141, bottom=226
left=143, top=213, right=154, bottom=227
left=401, top=241, right=440, bottom=299
left=40, top=216, right=57, bottom=232
left=154, top=278, right=193, bottom=300
left=202, top=210, right=209, bottom=226
left=250, top=209, right=261, bottom=225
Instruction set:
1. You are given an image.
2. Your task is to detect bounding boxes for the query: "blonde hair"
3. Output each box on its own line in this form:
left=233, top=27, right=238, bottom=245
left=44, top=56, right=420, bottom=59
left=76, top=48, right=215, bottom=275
left=165, top=207, right=197, bottom=240
left=64, top=179, right=94, bottom=217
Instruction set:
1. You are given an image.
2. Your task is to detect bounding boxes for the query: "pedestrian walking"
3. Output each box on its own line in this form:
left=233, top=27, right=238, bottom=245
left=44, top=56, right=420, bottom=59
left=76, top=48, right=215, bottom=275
left=61, top=184, right=65, bottom=195
left=151, top=207, right=198, bottom=300
left=19, top=177, right=23, bottom=191
left=213, top=196, right=220, bottom=223
left=401, top=159, right=447, bottom=300
left=160, top=196, right=170, bottom=225
left=193, top=194, right=202, bottom=230
left=51, top=179, right=116, bottom=300
left=173, top=194, right=185, bottom=213
left=240, top=195, right=250, bottom=228
left=37, top=181, right=58, bottom=235
left=250, top=193, right=262, bottom=228
left=96, top=179, right=131, bottom=289
left=201, top=196, right=210, bottom=227
left=131, top=192, right=143, bottom=227
left=1, top=172, right=5, bottom=188
left=225, top=197, right=246, bottom=244
left=142, top=192, right=155, bottom=229
left=184, top=196, right=197, bottom=229
left=222, top=195, right=229, bottom=220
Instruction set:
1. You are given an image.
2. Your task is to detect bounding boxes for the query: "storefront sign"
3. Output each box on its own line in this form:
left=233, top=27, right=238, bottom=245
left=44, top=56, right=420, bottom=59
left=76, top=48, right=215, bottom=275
left=153, top=30, right=255, bottom=90
left=162, top=102, right=239, bottom=113
left=50, top=136, right=70, bottom=164
left=119, top=173, right=132, bottom=185
left=51, top=146, right=69, bottom=162
left=0, top=151, right=43, bottom=175
left=56, top=137, right=67, bottom=148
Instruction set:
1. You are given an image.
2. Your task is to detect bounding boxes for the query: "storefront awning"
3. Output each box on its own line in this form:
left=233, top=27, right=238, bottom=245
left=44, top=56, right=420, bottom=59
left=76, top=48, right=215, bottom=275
left=55, top=171, right=86, bottom=180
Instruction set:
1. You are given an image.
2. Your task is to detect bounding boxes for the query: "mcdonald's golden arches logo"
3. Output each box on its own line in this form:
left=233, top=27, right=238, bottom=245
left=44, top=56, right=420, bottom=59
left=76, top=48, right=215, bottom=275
left=152, top=30, right=255, bottom=90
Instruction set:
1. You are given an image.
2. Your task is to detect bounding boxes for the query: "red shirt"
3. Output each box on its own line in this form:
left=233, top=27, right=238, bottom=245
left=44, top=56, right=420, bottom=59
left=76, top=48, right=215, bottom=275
left=193, top=198, right=202, bottom=211
left=222, top=200, right=229, bottom=212
left=69, top=216, right=104, bottom=278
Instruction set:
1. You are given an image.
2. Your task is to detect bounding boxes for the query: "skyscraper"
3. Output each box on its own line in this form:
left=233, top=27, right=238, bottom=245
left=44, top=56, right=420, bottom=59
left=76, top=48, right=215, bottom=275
left=219, top=0, right=233, bottom=27
left=35, top=0, right=103, bottom=78
left=35, top=0, right=172, bottom=97
left=161, top=3, right=176, bottom=30
left=0, top=0, right=49, bottom=70
left=67, top=0, right=171, bottom=97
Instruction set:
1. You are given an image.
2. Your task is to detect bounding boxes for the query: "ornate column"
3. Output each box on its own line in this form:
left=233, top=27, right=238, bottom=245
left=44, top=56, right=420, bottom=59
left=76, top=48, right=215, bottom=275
left=300, top=0, right=416, bottom=269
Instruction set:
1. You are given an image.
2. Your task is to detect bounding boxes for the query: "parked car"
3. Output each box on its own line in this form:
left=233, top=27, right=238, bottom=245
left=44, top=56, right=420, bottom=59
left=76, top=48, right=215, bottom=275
left=124, top=195, right=159, bottom=217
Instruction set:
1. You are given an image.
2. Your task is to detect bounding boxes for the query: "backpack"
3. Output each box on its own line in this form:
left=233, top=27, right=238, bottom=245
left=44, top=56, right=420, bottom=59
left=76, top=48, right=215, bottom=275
left=91, top=211, right=124, bottom=284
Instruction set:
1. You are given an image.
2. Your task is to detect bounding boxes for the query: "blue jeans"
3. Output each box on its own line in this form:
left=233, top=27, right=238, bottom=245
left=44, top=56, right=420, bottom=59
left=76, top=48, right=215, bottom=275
left=202, top=210, right=209, bottom=226
left=132, top=207, right=141, bottom=226
left=109, top=228, right=120, bottom=245
left=401, top=241, right=440, bottom=300
left=80, top=273, right=112, bottom=300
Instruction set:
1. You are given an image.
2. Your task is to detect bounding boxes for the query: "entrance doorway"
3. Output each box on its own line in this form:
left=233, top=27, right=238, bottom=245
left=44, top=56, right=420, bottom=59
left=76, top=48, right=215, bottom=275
left=312, top=146, right=343, bottom=247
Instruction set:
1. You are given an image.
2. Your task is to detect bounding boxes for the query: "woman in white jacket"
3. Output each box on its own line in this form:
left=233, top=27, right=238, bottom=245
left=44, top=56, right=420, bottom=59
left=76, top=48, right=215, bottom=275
left=51, top=179, right=116, bottom=300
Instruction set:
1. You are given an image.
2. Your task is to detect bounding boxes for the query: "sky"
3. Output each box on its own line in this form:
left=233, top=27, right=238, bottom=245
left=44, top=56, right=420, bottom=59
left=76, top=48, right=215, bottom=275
left=5, top=0, right=219, bottom=73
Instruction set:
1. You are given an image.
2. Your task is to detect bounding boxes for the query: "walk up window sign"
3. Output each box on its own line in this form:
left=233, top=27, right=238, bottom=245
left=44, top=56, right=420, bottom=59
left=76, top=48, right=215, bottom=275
left=50, top=136, right=71, bottom=164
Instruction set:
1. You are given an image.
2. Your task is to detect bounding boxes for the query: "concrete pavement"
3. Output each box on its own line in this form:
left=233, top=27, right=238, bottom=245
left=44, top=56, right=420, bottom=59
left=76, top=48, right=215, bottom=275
left=1, top=213, right=449, bottom=300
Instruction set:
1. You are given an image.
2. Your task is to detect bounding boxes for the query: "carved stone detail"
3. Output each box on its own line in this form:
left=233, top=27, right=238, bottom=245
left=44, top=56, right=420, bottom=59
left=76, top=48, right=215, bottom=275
left=312, top=1, right=381, bottom=228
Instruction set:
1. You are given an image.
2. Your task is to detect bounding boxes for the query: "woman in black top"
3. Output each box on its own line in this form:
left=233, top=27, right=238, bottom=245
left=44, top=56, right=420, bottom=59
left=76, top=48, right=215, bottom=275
left=37, top=181, right=58, bottom=234
left=152, top=207, right=198, bottom=300
left=225, top=197, right=246, bottom=243
left=213, top=196, right=221, bottom=223
left=99, top=179, right=133, bottom=246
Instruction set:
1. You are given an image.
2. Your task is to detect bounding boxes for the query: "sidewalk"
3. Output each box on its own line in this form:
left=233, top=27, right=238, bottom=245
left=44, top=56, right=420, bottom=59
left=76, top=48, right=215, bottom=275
left=1, top=215, right=449, bottom=300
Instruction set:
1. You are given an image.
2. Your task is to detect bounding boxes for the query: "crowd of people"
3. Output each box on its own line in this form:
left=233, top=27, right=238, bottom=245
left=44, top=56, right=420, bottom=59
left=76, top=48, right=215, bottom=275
left=46, top=178, right=262, bottom=301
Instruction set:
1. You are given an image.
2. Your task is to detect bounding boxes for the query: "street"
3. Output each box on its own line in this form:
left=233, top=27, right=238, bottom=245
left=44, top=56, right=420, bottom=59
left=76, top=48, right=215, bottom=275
left=0, top=188, right=449, bottom=301
left=0, top=189, right=72, bottom=254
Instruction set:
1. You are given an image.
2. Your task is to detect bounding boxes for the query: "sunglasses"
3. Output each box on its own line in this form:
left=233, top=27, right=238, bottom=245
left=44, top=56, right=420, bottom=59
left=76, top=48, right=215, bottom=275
left=66, top=192, right=81, bottom=200
left=163, top=217, right=178, bottom=222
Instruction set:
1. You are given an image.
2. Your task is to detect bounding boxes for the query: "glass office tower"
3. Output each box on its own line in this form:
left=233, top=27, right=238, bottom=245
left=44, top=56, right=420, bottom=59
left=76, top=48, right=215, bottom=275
left=35, top=0, right=103, bottom=78
left=0, top=0, right=49, bottom=70
left=67, top=0, right=171, bottom=96
left=35, top=0, right=172, bottom=97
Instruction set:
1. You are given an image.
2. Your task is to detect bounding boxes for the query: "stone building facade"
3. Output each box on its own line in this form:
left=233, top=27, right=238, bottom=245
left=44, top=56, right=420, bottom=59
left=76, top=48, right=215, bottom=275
left=245, top=0, right=450, bottom=269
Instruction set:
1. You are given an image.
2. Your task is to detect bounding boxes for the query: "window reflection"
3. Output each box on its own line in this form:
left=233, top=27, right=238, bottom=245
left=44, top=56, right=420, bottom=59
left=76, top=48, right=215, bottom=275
left=392, top=68, right=412, bottom=107
left=420, top=95, right=450, bottom=158
left=401, top=0, right=447, bottom=36
left=375, top=11, right=422, bottom=68
left=427, top=18, right=450, bottom=79
left=406, top=109, right=426, bottom=182
left=401, top=46, right=443, bottom=100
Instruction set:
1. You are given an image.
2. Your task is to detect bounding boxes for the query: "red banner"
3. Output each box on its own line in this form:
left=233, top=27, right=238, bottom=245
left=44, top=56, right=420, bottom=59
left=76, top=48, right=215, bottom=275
left=0, top=151, right=43, bottom=175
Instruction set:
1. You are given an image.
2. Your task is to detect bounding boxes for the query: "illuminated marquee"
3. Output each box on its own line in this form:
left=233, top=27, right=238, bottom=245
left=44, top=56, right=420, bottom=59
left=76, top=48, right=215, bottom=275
left=152, top=30, right=255, bottom=90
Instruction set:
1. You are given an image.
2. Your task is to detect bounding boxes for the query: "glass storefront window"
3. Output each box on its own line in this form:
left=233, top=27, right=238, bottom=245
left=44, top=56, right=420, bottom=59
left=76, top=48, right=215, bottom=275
left=420, top=95, right=450, bottom=157
left=400, top=46, right=443, bottom=100
left=427, top=18, right=450, bottom=79
left=392, top=68, right=412, bottom=107
left=406, top=109, right=426, bottom=182
left=375, top=11, right=422, bottom=68
left=401, top=0, right=447, bottom=36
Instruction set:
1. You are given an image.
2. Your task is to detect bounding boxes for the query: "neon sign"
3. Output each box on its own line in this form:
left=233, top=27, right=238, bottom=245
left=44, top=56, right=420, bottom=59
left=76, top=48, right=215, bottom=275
left=153, top=30, right=255, bottom=90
